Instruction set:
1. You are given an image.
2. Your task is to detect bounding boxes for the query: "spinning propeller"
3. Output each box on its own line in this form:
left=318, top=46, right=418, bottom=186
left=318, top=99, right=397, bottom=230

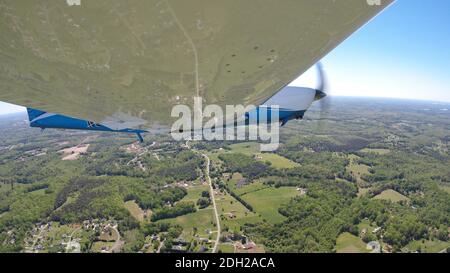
left=314, top=63, right=331, bottom=131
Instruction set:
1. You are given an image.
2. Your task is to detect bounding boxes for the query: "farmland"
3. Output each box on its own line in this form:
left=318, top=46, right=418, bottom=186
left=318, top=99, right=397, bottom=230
left=240, top=187, right=299, bottom=224
left=0, top=97, right=449, bottom=253
left=336, top=233, right=370, bottom=253
left=373, top=189, right=410, bottom=203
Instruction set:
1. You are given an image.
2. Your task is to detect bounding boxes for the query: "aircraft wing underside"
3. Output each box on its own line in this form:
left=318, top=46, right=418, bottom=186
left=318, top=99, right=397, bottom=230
left=0, top=0, right=393, bottom=130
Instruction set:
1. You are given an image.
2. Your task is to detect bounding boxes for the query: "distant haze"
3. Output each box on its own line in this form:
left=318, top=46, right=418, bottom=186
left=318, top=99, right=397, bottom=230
left=0, top=102, right=25, bottom=116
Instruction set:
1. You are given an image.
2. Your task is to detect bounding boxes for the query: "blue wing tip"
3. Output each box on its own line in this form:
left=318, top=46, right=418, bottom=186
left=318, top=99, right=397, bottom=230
left=26, top=107, right=46, bottom=122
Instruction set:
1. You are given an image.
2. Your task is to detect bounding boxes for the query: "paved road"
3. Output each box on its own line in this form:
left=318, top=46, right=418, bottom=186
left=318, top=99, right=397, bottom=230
left=109, top=226, right=124, bottom=253
left=202, top=153, right=221, bottom=253
left=126, top=146, right=148, bottom=170
left=185, top=141, right=221, bottom=253
left=157, top=239, right=165, bottom=253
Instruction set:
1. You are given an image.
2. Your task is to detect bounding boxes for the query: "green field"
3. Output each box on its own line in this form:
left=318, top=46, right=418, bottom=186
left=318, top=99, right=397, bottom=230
left=227, top=175, right=269, bottom=196
left=124, top=200, right=145, bottom=222
left=228, top=142, right=299, bottom=169
left=373, top=189, right=410, bottom=203
left=160, top=208, right=215, bottom=241
left=439, top=185, right=450, bottom=194
left=405, top=239, right=450, bottom=253
left=28, top=188, right=47, bottom=196
left=98, top=227, right=119, bottom=242
left=182, top=184, right=210, bottom=207
left=240, top=187, right=298, bottom=224
left=226, top=173, right=243, bottom=191
left=357, top=187, right=371, bottom=197
left=336, top=232, right=370, bottom=253
left=234, top=182, right=268, bottom=196
left=360, top=148, right=391, bottom=155
left=91, top=241, right=114, bottom=253
left=216, top=191, right=260, bottom=233
left=229, top=142, right=260, bottom=154
left=357, top=219, right=377, bottom=234
left=0, top=182, right=24, bottom=194
left=255, top=153, right=300, bottom=169
left=205, top=150, right=225, bottom=162
left=218, top=243, right=235, bottom=253
left=347, top=154, right=370, bottom=182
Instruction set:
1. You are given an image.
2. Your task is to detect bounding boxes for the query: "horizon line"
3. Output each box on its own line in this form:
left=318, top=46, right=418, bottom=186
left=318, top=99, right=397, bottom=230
left=1, top=96, right=449, bottom=118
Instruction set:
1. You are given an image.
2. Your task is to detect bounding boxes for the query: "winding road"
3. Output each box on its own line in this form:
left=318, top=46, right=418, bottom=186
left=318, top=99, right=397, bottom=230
left=109, top=226, right=124, bottom=253
left=202, top=154, right=221, bottom=253
left=185, top=140, right=221, bottom=253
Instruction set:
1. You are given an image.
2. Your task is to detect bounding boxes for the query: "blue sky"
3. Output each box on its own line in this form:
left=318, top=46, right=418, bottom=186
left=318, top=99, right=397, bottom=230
left=1, top=0, right=449, bottom=115
left=292, top=0, right=450, bottom=103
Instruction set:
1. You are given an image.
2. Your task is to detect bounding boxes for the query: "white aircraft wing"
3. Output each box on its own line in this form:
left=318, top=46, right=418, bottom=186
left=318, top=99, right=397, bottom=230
left=0, top=0, right=393, bottom=129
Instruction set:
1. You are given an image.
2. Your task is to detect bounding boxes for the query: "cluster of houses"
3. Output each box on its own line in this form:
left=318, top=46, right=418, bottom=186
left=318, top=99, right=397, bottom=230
left=236, top=241, right=257, bottom=251
left=220, top=232, right=259, bottom=252
left=23, top=219, right=120, bottom=253
left=174, top=181, right=194, bottom=189
left=23, top=148, right=48, bottom=157
left=167, top=235, right=212, bottom=253
left=23, top=222, right=52, bottom=253
left=24, top=222, right=86, bottom=253
left=15, top=148, right=48, bottom=162
left=213, top=188, right=225, bottom=199
left=82, top=219, right=118, bottom=235
left=359, top=223, right=393, bottom=253
left=61, top=234, right=81, bottom=253
left=162, top=179, right=207, bottom=191
left=360, top=225, right=382, bottom=238
left=124, top=143, right=146, bottom=154
left=3, top=229, right=17, bottom=248
left=171, top=237, right=190, bottom=252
